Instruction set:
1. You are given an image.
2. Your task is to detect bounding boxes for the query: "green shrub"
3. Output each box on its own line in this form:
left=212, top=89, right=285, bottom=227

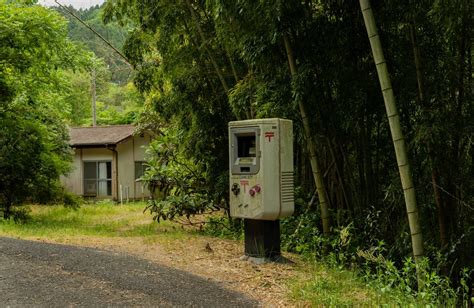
left=141, top=131, right=224, bottom=223
left=358, top=248, right=459, bottom=305
left=11, top=207, right=31, bottom=224
left=62, top=191, right=81, bottom=209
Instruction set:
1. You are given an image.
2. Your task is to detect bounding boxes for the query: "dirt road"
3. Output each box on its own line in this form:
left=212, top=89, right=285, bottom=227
left=0, top=237, right=258, bottom=307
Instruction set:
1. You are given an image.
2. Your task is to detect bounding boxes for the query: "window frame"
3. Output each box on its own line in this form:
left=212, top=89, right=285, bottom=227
left=134, top=161, right=148, bottom=180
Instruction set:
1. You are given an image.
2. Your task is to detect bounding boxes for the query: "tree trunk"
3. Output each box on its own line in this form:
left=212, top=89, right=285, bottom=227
left=327, top=138, right=351, bottom=217
left=224, top=46, right=239, bottom=83
left=283, top=33, right=331, bottom=235
left=409, top=23, right=424, bottom=103
left=359, top=0, right=424, bottom=265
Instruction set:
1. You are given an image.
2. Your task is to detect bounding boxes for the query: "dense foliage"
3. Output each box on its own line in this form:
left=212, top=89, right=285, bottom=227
left=1, top=0, right=470, bottom=303
left=102, top=0, right=473, bottom=300
left=0, top=1, right=89, bottom=218
left=142, top=129, right=223, bottom=224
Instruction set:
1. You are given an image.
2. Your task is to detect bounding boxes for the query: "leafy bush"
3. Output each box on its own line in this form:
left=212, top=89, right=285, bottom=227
left=281, top=194, right=468, bottom=306
left=0, top=206, right=32, bottom=224
left=358, top=251, right=460, bottom=305
left=281, top=210, right=325, bottom=255
left=62, top=191, right=82, bottom=210
left=281, top=187, right=324, bottom=254
left=141, top=129, right=225, bottom=224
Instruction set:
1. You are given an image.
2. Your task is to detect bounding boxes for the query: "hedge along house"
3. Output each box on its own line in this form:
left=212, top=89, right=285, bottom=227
left=61, top=125, right=151, bottom=200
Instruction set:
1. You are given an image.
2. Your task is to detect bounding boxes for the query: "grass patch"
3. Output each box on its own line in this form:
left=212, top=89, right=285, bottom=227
left=0, top=202, right=187, bottom=240
left=289, top=263, right=387, bottom=306
left=287, top=259, right=455, bottom=306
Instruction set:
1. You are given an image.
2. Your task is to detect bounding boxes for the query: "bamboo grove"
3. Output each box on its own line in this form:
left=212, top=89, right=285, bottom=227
left=101, top=0, right=473, bottom=293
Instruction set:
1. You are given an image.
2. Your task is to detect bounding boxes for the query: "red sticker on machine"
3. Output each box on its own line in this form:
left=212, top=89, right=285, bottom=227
left=240, top=180, right=249, bottom=192
left=264, top=131, right=275, bottom=142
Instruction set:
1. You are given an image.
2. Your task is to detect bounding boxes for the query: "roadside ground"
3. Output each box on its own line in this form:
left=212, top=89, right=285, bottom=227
left=0, top=202, right=390, bottom=306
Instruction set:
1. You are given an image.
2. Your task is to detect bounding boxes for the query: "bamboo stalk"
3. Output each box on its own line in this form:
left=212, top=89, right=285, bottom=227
left=409, top=21, right=447, bottom=248
left=186, top=0, right=230, bottom=94
left=359, top=0, right=424, bottom=263
left=283, top=34, right=331, bottom=235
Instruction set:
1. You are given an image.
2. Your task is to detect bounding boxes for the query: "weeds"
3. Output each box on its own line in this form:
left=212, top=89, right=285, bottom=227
left=290, top=263, right=385, bottom=306
left=0, top=202, right=183, bottom=239
left=358, top=252, right=458, bottom=305
left=286, top=220, right=470, bottom=306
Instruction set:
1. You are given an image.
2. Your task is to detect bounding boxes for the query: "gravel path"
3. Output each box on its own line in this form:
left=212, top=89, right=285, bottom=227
left=0, top=237, right=258, bottom=307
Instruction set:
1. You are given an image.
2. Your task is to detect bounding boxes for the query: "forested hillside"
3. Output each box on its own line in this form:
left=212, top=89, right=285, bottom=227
left=56, top=4, right=130, bottom=84
left=54, top=4, right=142, bottom=126
left=0, top=0, right=472, bottom=304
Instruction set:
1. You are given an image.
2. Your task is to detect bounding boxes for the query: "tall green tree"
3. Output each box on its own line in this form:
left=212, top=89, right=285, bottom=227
left=284, top=34, right=331, bottom=235
left=0, top=1, right=89, bottom=218
left=103, top=0, right=237, bottom=213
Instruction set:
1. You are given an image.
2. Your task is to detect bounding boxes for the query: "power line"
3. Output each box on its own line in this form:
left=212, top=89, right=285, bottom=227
left=54, top=0, right=132, bottom=68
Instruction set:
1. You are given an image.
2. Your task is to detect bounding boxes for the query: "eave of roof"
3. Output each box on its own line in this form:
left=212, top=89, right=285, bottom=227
left=68, top=125, right=136, bottom=147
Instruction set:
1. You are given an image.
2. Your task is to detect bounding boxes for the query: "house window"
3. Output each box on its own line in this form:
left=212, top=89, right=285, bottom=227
left=83, top=161, right=112, bottom=197
left=135, top=161, right=147, bottom=180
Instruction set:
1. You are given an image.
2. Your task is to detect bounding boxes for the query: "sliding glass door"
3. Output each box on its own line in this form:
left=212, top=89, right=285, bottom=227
left=83, top=161, right=112, bottom=197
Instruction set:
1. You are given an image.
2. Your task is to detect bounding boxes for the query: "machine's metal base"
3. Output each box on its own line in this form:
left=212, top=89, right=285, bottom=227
left=244, top=219, right=280, bottom=259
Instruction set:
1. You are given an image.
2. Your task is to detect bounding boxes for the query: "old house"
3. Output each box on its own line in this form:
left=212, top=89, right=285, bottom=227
left=61, top=125, right=151, bottom=200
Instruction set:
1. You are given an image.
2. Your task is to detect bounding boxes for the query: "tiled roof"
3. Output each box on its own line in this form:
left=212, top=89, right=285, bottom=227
left=69, top=125, right=135, bottom=147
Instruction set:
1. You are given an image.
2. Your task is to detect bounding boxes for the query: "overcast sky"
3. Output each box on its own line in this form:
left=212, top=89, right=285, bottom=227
left=39, top=0, right=105, bottom=9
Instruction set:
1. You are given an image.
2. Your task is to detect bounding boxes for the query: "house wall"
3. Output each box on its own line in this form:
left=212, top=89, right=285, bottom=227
left=61, top=149, right=83, bottom=195
left=61, top=135, right=151, bottom=200
left=134, top=134, right=152, bottom=199
left=61, top=148, right=114, bottom=197
left=82, top=148, right=113, bottom=162
left=116, top=134, right=151, bottom=200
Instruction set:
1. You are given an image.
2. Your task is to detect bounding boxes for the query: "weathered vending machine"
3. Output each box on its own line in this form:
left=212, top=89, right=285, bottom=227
left=229, top=118, right=294, bottom=259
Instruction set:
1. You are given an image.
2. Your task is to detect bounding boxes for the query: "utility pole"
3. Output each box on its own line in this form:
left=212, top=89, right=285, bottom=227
left=91, top=67, right=97, bottom=127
